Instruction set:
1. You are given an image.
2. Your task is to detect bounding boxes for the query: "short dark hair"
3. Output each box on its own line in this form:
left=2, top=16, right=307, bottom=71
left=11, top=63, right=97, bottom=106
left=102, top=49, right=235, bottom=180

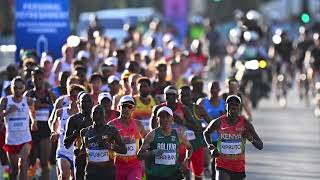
left=11, top=76, right=25, bottom=86
left=72, top=60, right=85, bottom=68
left=156, top=63, right=167, bottom=70
left=89, top=73, right=103, bottom=83
left=228, top=78, right=238, bottom=85
left=178, top=85, right=191, bottom=95
left=69, top=84, right=86, bottom=95
left=137, top=77, right=151, bottom=86
left=74, top=65, right=87, bottom=73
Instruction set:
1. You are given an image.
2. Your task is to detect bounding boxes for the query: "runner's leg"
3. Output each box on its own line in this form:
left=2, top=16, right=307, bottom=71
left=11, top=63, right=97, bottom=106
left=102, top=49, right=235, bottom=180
left=7, top=152, right=19, bottom=180
left=18, top=143, right=31, bottom=180
left=39, top=137, right=51, bottom=180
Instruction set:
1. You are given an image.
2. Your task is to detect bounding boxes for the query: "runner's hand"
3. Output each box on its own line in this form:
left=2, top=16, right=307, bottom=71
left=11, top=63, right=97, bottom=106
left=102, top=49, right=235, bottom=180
left=31, top=122, right=38, bottom=131
left=211, top=148, right=221, bottom=158
left=181, top=158, right=190, bottom=172
left=207, top=144, right=216, bottom=150
left=50, top=132, right=59, bottom=142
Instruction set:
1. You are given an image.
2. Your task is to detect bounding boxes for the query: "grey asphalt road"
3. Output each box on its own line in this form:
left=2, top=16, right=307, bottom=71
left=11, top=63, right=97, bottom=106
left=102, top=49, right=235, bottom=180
left=244, top=90, right=320, bottom=180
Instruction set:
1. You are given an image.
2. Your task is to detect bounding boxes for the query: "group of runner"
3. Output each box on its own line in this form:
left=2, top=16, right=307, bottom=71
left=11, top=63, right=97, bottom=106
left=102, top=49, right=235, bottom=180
left=0, top=15, right=265, bottom=180
left=0, top=72, right=263, bottom=180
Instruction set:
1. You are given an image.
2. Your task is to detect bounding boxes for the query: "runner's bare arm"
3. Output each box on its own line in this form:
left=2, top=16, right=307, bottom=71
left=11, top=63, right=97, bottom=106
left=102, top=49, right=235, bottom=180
left=0, top=97, right=8, bottom=120
left=50, top=108, right=62, bottom=142
left=182, top=105, right=202, bottom=132
left=178, top=132, right=193, bottom=160
left=242, top=96, right=252, bottom=120
left=48, top=98, right=63, bottom=131
left=203, top=118, right=221, bottom=149
left=64, top=115, right=78, bottom=148
left=136, top=120, right=147, bottom=138
left=196, top=104, right=212, bottom=124
left=110, top=127, right=127, bottom=154
left=150, top=105, right=161, bottom=130
left=51, top=108, right=63, bottom=132
left=78, top=128, right=87, bottom=156
left=27, top=97, right=38, bottom=131
left=244, top=121, right=263, bottom=150
left=49, top=91, right=57, bottom=106
left=137, top=130, right=156, bottom=160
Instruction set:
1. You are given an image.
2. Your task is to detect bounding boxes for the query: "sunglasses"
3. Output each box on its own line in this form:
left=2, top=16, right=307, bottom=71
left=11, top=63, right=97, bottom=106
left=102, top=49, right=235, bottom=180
left=122, top=103, right=135, bottom=109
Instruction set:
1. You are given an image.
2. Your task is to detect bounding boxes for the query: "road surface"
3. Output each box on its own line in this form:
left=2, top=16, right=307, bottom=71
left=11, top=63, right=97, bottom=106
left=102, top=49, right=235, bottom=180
left=245, top=89, right=320, bottom=180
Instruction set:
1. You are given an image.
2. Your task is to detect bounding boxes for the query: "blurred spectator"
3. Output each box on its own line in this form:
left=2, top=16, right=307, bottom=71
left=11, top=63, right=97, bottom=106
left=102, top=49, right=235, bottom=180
left=40, top=52, right=55, bottom=85
left=87, top=15, right=103, bottom=41
left=89, top=73, right=103, bottom=105
left=51, top=71, right=71, bottom=97
left=152, top=62, right=171, bottom=104
left=189, top=75, right=207, bottom=102
left=0, top=64, right=18, bottom=97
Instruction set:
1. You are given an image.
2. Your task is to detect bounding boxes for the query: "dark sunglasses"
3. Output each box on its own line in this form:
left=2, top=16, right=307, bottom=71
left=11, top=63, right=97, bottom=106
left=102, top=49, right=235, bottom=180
left=122, top=103, right=135, bottom=109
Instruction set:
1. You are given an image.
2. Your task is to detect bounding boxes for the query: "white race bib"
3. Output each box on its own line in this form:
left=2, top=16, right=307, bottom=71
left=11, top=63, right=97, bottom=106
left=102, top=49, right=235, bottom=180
left=155, top=152, right=176, bottom=165
left=184, top=130, right=196, bottom=141
left=35, top=109, right=50, bottom=121
left=121, top=143, right=136, bottom=156
left=221, top=141, right=241, bottom=155
left=140, top=119, right=150, bottom=131
left=88, top=149, right=109, bottom=162
left=8, top=117, right=28, bottom=131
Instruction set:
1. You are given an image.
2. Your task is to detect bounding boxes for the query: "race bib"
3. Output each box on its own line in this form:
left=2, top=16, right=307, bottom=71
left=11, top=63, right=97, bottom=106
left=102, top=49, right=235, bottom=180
left=88, top=149, right=109, bottom=162
left=8, top=117, right=28, bottom=131
left=155, top=152, right=176, bottom=165
left=35, top=109, right=50, bottom=121
left=184, top=130, right=196, bottom=141
left=140, top=119, right=150, bottom=131
left=221, top=141, right=241, bottom=155
left=121, top=143, right=136, bottom=156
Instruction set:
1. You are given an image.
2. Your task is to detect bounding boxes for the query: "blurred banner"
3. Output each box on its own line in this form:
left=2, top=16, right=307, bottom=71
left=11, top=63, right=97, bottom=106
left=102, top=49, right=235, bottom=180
left=163, top=0, right=188, bottom=44
left=15, top=0, right=70, bottom=62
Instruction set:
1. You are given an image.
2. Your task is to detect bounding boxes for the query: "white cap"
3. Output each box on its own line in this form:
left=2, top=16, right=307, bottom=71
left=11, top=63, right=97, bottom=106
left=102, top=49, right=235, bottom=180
left=77, top=50, right=90, bottom=60
left=119, top=95, right=135, bottom=105
left=226, top=95, right=242, bottom=104
left=104, top=57, right=118, bottom=66
left=98, top=92, right=112, bottom=103
left=163, top=86, right=178, bottom=94
left=157, top=106, right=173, bottom=116
left=40, top=53, right=53, bottom=64
left=77, top=91, right=88, bottom=101
left=108, top=75, right=120, bottom=84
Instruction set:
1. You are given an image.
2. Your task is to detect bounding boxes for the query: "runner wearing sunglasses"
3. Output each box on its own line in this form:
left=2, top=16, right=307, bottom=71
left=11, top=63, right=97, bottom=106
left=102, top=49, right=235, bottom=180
left=108, top=95, right=146, bottom=180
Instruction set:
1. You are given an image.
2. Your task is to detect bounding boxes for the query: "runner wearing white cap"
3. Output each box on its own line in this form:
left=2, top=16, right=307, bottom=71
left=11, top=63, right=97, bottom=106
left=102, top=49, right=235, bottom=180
left=138, top=106, right=193, bottom=180
left=98, top=92, right=119, bottom=123
left=40, top=52, right=55, bottom=86
left=108, top=95, right=146, bottom=180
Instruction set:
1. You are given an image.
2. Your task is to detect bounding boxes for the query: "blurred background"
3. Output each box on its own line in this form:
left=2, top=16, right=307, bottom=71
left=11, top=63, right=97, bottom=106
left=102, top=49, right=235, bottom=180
left=0, top=1, right=320, bottom=179
left=1, top=0, right=319, bottom=45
